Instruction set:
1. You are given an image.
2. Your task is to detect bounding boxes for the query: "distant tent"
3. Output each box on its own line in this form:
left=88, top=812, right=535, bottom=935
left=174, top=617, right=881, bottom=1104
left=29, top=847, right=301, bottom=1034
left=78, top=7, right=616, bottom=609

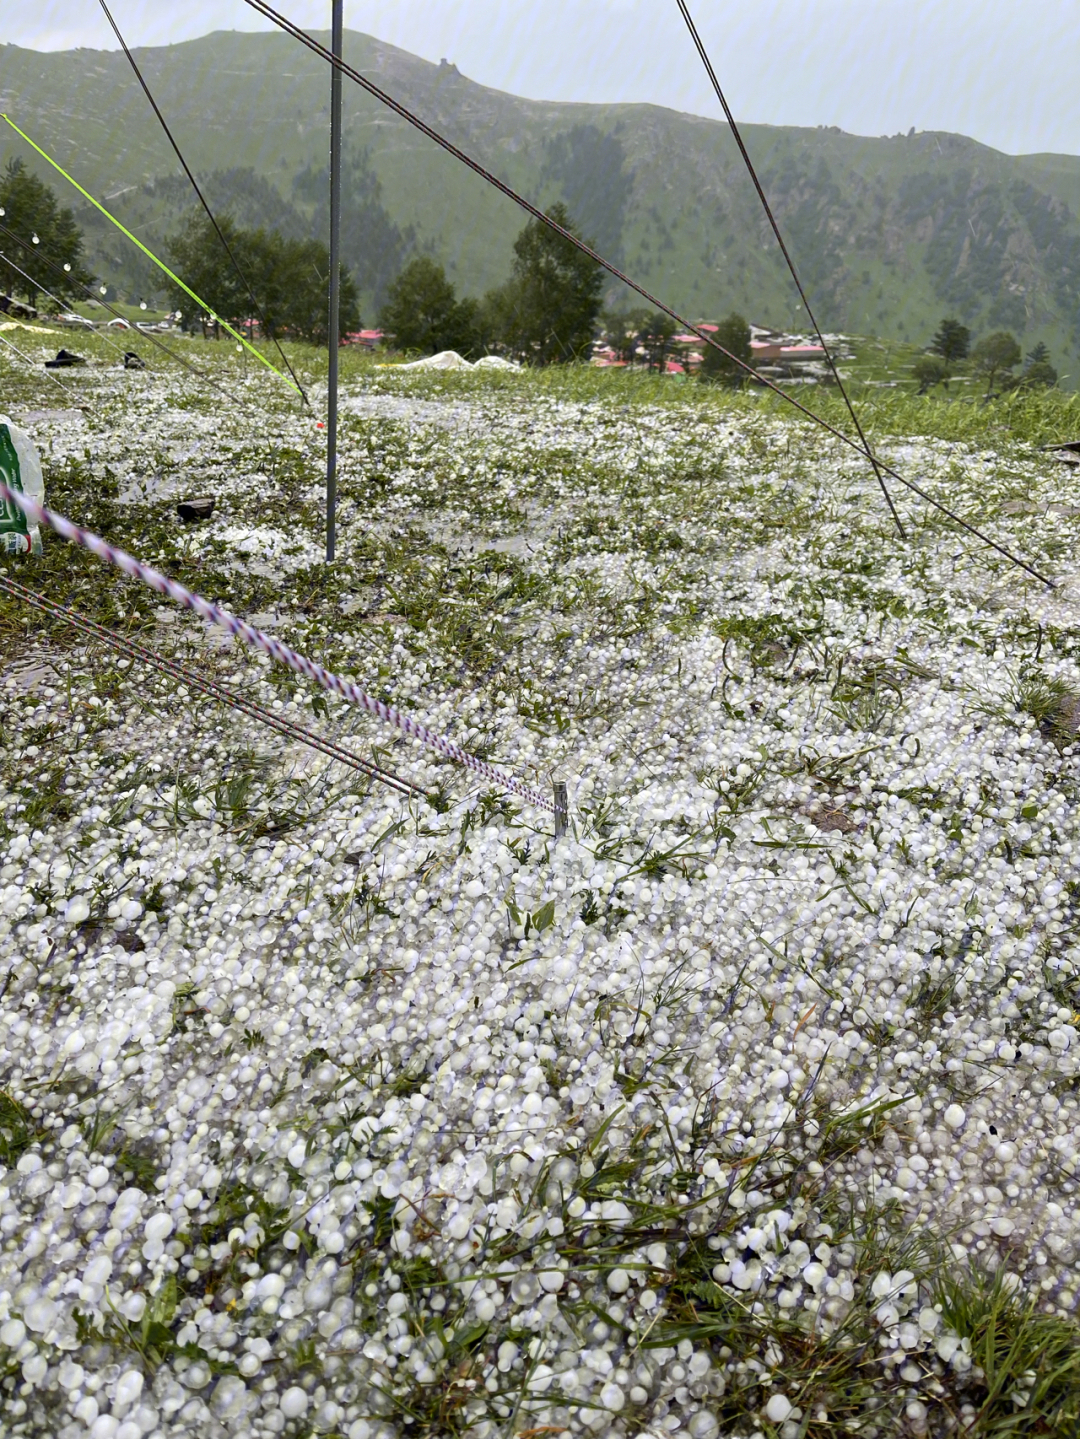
left=390, top=350, right=520, bottom=372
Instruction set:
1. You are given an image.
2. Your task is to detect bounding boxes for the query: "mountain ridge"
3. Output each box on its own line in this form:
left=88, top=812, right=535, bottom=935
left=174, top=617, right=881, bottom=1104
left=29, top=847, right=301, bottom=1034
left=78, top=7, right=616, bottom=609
left=2, top=28, right=1079, bottom=370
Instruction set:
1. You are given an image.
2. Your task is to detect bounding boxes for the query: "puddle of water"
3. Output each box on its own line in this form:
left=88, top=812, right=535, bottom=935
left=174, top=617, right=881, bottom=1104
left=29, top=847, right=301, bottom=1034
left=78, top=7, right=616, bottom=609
left=426, top=527, right=539, bottom=559
left=3, top=656, right=59, bottom=690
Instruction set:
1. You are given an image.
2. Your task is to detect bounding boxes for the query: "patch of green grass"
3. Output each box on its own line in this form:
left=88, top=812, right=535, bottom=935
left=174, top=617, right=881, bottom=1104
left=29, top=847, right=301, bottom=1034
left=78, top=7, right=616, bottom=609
left=811, top=1092, right=914, bottom=1166
left=115, top=1139, right=161, bottom=1193
left=0, top=1089, right=40, bottom=1166
left=935, top=1267, right=1080, bottom=1434
left=974, top=663, right=1080, bottom=750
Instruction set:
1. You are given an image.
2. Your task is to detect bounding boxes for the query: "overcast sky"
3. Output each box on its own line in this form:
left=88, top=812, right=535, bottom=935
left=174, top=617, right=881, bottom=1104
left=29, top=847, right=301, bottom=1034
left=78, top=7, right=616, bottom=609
left=6, top=1, right=1078, bottom=157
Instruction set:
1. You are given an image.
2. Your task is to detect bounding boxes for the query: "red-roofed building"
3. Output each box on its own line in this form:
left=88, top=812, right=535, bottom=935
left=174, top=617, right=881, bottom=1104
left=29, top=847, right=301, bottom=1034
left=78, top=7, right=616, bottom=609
left=751, top=341, right=826, bottom=363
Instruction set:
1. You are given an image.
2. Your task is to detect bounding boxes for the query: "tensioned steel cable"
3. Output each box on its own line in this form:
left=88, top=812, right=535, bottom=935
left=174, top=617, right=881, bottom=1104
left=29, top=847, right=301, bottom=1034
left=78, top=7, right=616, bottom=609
left=0, top=573, right=425, bottom=800
left=0, top=218, right=249, bottom=407
left=238, top=0, right=1052, bottom=588
left=0, top=480, right=556, bottom=813
left=673, top=0, right=905, bottom=539
left=98, top=0, right=312, bottom=412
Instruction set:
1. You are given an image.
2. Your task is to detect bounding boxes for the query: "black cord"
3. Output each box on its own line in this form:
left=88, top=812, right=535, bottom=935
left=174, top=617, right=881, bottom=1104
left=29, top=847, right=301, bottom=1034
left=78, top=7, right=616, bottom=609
left=0, top=574, right=427, bottom=800
left=238, top=0, right=1052, bottom=588
left=99, top=0, right=312, bottom=411
left=674, top=0, right=905, bottom=540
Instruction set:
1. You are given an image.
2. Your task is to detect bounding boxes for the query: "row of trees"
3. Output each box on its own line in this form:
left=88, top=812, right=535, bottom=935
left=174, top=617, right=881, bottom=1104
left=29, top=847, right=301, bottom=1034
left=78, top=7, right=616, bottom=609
left=379, top=202, right=604, bottom=364
left=0, top=157, right=355, bottom=345
left=915, top=317, right=1058, bottom=395
left=0, top=159, right=739, bottom=374
left=0, top=156, right=1068, bottom=395
left=381, top=221, right=754, bottom=382
left=166, top=215, right=358, bottom=345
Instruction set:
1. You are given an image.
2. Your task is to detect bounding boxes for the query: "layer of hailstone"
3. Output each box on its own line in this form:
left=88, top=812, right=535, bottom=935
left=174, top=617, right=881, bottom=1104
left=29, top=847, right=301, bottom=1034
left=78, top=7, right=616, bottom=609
left=1, top=351, right=1080, bottom=1439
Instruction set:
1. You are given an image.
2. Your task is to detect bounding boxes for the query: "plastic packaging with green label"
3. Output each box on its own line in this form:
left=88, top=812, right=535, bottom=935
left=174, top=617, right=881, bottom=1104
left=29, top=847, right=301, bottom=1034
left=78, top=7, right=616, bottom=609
left=0, top=413, right=44, bottom=555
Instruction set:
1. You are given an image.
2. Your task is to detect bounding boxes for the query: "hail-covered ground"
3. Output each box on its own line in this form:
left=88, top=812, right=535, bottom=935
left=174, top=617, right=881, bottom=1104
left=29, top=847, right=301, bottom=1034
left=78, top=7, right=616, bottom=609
left=2, top=343, right=1080, bottom=1439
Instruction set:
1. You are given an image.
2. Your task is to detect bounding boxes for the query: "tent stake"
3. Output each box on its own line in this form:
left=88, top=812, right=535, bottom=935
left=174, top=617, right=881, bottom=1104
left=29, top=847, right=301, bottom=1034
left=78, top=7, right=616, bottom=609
left=554, top=782, right=568, bottom=838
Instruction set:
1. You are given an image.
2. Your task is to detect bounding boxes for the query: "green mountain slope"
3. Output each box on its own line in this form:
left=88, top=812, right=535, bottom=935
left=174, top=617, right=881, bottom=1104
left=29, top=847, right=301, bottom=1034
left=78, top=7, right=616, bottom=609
left=2, top=29, right=1079, bottom=372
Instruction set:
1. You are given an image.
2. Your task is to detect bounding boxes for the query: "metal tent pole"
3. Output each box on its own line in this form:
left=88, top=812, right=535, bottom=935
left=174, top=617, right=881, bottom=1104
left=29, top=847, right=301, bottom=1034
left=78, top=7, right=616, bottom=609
left=326, top=0, right=343, bottom=561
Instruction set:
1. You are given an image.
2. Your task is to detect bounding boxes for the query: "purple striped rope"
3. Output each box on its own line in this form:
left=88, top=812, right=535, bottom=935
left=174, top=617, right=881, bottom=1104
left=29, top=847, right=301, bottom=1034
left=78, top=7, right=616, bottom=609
left=0, top=482, right=555, bottom=813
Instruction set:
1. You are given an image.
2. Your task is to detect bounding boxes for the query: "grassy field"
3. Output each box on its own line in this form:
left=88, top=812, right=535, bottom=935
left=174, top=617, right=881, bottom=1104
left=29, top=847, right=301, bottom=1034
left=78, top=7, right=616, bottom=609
left=2, top=330, right=1080, bottom=1438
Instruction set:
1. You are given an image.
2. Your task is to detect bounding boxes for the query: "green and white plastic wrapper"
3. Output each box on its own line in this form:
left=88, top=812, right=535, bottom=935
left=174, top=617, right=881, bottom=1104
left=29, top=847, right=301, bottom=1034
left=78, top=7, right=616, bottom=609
left=0, top=414, right=44, bottom=555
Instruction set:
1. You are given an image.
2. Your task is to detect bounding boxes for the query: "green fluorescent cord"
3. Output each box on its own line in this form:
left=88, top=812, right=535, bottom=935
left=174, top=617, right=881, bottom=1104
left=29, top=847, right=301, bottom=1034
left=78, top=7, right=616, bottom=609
left=1, top=114, right=301, bottom=394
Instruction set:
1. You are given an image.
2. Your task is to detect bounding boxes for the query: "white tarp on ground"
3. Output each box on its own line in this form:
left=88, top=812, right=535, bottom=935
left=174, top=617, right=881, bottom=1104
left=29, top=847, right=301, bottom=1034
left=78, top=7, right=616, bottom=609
left=393, top=350, right=521, bottom=371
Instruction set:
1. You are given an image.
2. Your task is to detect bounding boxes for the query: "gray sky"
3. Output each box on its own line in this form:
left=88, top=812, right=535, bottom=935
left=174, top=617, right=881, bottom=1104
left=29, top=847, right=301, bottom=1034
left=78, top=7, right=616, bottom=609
left=6, top=1, right=1078, bottom=157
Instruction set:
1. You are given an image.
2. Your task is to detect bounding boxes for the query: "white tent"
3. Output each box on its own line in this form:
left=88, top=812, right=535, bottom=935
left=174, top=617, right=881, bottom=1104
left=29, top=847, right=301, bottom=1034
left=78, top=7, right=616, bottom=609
left=393, top=350, right=520, bottom=371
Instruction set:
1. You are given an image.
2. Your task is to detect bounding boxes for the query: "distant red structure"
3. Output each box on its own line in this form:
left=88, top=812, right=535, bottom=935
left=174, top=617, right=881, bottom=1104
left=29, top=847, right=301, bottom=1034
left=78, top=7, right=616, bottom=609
left=751, top=341, right=825, bottom=363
